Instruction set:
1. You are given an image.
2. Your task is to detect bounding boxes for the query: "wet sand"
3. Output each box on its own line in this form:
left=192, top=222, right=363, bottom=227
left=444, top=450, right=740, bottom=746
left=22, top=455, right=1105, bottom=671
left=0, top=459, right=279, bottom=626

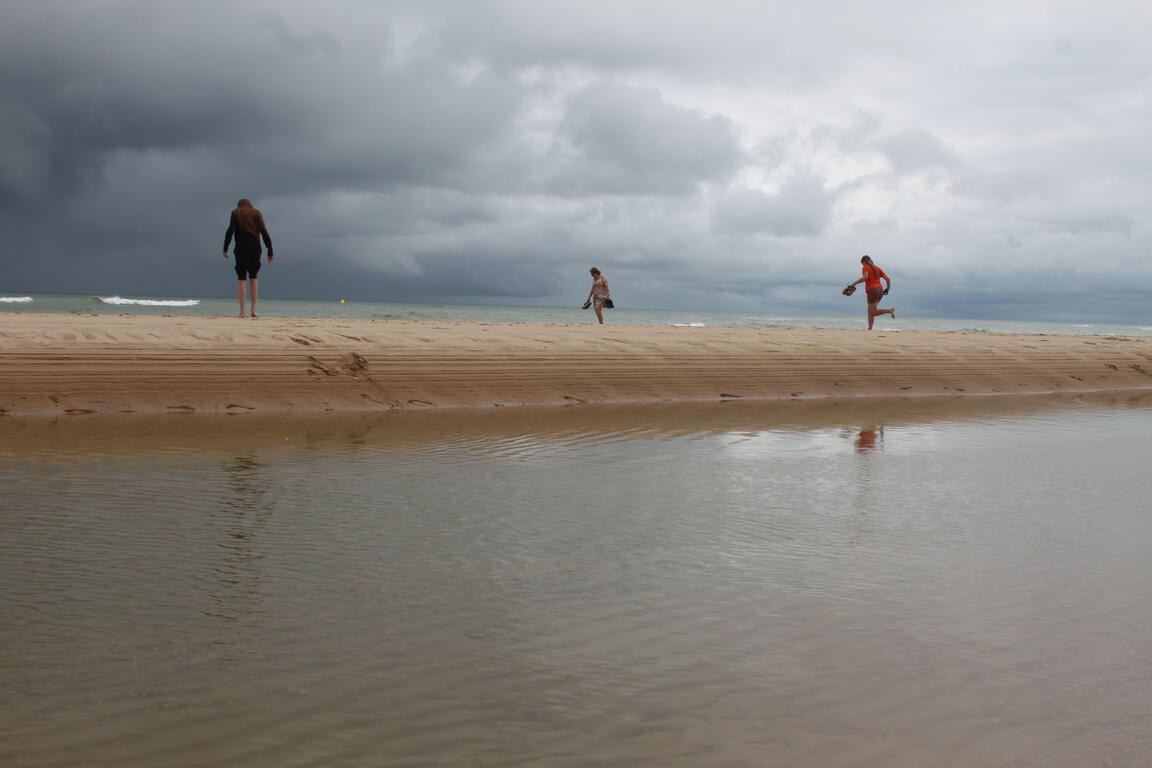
left=3, top=313, right=1152, bottom=416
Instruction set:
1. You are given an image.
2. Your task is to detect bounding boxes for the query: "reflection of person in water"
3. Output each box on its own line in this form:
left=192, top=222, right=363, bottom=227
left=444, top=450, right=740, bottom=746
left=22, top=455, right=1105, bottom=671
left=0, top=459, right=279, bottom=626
left=854, top=426, right=883, bottom=454
left=203, top=456, right=273, bottom=629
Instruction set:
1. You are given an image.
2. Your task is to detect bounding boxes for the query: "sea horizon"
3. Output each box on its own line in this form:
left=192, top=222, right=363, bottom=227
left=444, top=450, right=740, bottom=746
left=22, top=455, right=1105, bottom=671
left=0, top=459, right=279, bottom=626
left=3, top=291, right=1152, bottom=337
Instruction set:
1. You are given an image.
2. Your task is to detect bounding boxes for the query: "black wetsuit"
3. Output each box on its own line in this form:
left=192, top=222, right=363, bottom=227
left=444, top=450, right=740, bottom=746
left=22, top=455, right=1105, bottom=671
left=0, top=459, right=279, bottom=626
left=223, top=212, right=273, bottom=280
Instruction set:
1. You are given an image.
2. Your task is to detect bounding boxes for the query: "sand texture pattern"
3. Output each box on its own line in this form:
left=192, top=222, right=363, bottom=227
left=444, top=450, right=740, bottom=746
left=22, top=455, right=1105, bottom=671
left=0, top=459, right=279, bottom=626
left=3, top=314, right=1152, bottom=416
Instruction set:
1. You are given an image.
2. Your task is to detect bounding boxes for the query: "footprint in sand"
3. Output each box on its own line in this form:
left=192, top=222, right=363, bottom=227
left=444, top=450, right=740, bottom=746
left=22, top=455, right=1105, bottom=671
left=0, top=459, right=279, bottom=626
left=290, top=336, right=312, bottom=345
left=307, top=357, right=338, bottom=376
left=340, top=352, right=369, bottom=374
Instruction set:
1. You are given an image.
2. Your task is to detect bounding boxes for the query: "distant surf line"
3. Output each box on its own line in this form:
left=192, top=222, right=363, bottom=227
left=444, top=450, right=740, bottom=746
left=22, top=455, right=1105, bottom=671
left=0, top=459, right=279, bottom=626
left=96, top=296, right=201, bottom=307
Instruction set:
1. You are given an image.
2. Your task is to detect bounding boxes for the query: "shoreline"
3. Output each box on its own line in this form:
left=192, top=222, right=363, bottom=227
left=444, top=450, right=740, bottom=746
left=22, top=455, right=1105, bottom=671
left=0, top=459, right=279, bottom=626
left=3, top=313, right=1152, bottom=417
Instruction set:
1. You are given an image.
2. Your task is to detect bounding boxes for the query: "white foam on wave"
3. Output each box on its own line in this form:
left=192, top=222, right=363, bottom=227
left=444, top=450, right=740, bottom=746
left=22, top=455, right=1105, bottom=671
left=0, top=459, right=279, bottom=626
left=96, top=295, right=201, bottom=307
left=0, top=296, right=33, bottom=303
left=672, top=322, right=707, bottom=327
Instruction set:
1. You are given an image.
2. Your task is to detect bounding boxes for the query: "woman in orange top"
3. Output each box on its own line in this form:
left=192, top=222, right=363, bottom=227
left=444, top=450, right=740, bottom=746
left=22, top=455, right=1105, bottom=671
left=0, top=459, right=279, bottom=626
left=846, top=255, right=894, bottom=330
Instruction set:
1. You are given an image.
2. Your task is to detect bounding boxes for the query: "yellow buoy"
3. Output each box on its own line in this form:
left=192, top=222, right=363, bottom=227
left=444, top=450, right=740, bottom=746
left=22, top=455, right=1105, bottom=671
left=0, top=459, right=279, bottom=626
left=339, top=299, right=346, bottom=304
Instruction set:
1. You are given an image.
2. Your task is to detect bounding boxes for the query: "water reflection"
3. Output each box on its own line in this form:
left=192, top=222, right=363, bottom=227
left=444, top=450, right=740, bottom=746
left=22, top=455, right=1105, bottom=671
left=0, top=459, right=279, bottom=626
left=854, top=425, right=884, bottom=454
left=6, top=396, right=1152, bottom=767
left=202, top=456, right=272, bottom=631
left=9, top=390, right=1152, bottom=463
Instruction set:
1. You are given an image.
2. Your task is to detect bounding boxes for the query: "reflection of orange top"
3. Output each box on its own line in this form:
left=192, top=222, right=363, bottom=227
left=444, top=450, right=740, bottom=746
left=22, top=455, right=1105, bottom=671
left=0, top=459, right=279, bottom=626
left=855, top=429, right=878, bottom=453
left=863, top=265, right=886, bottom=290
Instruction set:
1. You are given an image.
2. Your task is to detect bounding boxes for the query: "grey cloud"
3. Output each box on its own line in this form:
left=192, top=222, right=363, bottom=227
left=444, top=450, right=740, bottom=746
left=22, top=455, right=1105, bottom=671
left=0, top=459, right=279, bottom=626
left=712, top=175, right=836, bottom=237
left=432, top=0, right=978, bottom=88
left=0, top=2, right=524, bottom=203
left=878, top=129, right=958, bottom=174
left=552, top=81, right=744, bottom=195
left=258, top=11, right=344, bottom=57
left=2, top=0, right=1152, bottom=324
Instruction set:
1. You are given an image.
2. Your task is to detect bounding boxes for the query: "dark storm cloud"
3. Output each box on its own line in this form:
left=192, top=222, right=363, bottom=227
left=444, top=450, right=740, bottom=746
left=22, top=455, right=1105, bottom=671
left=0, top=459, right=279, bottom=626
left=1, top=0, right=1150, bottom=322
left=0, top=0, right=542, bottom=298
left=551, top=81, right=744, bottom=195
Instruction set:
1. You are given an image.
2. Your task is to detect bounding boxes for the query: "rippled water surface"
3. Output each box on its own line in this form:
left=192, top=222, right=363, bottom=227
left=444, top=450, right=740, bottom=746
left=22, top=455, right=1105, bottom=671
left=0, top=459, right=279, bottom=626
left=4, top=396, right=1152, bottom=767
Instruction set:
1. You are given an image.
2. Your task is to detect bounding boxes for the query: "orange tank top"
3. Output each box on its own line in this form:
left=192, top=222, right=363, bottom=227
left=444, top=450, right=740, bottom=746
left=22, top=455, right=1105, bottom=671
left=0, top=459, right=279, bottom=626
left=863, top=264, right=886, bottom=290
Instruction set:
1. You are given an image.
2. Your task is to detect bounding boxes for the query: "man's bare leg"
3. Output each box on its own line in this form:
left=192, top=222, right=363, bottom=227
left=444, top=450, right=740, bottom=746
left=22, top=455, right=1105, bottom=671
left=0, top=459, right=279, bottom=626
left=249, top=279, right=259, bottom=318
left=237, top=280, right=247, bottom=318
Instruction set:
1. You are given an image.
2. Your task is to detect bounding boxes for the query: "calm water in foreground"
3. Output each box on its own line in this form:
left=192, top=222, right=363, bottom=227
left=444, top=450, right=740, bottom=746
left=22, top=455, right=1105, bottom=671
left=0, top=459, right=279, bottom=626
left=4, top=395, right=1152, bottom=767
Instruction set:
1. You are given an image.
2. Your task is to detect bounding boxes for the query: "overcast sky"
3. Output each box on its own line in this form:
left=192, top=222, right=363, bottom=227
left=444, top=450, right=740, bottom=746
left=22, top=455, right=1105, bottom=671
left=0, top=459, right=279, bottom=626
left=2, top=0, right=1150, bottom=320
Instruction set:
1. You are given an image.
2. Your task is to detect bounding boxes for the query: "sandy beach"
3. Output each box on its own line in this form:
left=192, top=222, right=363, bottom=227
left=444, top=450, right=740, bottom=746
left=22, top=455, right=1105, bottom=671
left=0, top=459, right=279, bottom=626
left=3, top=313, right=1152, bottom=416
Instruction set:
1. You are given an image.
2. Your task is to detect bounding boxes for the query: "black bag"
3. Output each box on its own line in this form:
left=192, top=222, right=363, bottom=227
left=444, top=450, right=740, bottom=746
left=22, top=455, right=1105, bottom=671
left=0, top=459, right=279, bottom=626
left=604, top=298, right=614, bottom=309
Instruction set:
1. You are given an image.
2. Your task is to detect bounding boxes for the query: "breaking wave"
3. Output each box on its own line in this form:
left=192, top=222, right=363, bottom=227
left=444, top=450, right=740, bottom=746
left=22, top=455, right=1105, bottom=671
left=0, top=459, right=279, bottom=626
left=96, top=296, right=201, bottom=307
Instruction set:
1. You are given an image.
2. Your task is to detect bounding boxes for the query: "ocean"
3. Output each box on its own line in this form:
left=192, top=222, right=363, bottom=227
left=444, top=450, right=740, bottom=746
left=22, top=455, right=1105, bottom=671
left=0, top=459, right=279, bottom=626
left=3, top=292, right=1152, bottom=336
left=4, top=395, right=1152, bottom=766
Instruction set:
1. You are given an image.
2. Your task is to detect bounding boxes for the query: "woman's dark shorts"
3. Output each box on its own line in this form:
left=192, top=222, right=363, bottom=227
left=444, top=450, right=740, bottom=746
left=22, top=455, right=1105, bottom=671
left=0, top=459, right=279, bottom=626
left=866, top=287, right=884, bottom=303
left=234, top=255, right=261, bottom=280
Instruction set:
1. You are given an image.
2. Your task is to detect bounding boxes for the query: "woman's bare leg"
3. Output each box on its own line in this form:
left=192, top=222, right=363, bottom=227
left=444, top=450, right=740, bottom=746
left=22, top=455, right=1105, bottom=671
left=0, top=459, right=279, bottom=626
left=236, top=280, right=247, bottom=318
left=594, top=301, right=605, bottom=324
left=249, top=279, right=259, bottom=317
left=868, top=303, right=895, bottom=329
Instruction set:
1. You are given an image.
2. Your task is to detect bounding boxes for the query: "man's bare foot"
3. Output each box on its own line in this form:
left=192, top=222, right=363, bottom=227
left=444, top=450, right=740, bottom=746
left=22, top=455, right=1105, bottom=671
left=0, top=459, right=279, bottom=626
left=250, top=313, right=258, bottom=318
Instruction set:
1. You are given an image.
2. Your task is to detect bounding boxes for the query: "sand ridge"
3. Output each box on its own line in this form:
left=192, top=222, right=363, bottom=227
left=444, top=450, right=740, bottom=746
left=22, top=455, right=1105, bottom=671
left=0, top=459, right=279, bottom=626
left=3, top=313, right=1152, bottom=416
